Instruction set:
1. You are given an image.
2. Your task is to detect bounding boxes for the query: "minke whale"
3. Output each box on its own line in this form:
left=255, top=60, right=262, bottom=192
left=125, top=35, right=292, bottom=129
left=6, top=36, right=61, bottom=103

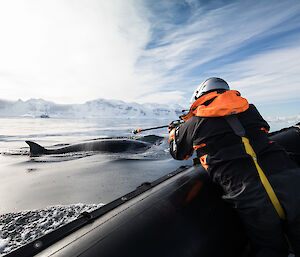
left=26, top=139, right=152, bottom=156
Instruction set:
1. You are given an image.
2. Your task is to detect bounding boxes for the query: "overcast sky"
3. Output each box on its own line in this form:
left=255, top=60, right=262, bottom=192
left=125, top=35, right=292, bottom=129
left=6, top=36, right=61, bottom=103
left=0, top=0, right=299, bottom=115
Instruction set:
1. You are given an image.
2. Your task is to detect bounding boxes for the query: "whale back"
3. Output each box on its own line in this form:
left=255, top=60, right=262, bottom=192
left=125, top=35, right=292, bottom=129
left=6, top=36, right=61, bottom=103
left=88, top=139, right=150, bottom=153
left=26, top=139, right=151, bottom=155
left=25, top=141, right=49, bottom=156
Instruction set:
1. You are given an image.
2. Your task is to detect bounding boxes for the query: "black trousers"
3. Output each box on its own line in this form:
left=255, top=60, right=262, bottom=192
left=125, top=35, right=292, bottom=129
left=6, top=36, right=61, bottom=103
left=223, top=168, right=300, bottom=257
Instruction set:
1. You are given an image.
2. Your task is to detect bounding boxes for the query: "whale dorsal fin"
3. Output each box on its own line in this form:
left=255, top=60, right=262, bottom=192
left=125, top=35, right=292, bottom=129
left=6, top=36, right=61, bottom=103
left=26, top=141, right=48, bottom=155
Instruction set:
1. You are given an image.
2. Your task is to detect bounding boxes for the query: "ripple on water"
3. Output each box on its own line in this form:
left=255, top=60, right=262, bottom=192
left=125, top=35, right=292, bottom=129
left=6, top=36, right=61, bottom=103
left=0, top=203, right=104, bottom=256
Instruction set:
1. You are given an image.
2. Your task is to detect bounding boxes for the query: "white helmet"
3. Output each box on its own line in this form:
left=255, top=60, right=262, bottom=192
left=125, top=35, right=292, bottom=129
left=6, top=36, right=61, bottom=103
left=190, top=77, right=230, bottom=102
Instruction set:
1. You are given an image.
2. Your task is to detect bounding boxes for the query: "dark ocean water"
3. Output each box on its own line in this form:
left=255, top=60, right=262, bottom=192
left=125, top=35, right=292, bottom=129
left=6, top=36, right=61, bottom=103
left=0, top=117, right=191, bottom=255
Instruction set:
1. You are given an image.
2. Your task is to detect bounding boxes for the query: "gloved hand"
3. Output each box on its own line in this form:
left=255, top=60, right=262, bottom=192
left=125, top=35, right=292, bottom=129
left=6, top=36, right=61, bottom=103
left=168, top=120, right=182, bottom=143
left=168, top=120, right=181, bottom=133
left=168, top=123, right=177, bottom=133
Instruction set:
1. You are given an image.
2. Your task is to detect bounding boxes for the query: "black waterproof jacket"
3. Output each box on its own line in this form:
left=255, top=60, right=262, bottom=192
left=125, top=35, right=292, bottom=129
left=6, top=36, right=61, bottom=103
left=169, top=91, right=297, bottom=195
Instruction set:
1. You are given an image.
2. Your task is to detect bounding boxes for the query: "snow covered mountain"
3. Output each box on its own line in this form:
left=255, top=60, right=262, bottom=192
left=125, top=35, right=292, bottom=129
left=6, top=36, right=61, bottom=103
left=0, top=98, right=185, bottom=119
left=0, top=98, right=298, bottom=131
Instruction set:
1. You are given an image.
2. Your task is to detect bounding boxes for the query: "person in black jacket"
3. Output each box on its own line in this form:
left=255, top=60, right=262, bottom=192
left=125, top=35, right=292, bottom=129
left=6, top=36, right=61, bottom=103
left=168, top=77, right=300, bottom=257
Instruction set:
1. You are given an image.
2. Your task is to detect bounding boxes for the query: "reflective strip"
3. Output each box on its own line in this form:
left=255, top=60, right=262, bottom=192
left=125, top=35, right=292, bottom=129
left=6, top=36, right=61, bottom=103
left=168, top=129, right=175, bottom=143
left=200, top=154, right=209, bottom=170
left=183, top=154, right=192, bottom=160
left=241, top=137, right=286, bottom=220
left=193, top=143, right=206, bottom=150
left=260, top=127, right=269, bottom=134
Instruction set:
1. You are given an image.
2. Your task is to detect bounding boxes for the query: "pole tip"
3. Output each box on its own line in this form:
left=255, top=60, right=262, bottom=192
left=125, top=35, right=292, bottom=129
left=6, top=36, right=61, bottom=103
left=132, top=129, right=141, bottom=134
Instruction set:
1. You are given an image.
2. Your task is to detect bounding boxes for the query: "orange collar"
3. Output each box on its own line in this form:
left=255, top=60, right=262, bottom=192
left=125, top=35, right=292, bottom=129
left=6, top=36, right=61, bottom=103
left=181, top=90, right=249, bottom=121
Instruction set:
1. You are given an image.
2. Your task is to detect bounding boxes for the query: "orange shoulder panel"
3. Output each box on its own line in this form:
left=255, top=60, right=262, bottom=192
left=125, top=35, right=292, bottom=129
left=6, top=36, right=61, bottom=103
left=195, top=91, right=249, bottom=117
left=182, top=90, right=249, bottom=120
left=181, top=91, right=220, bottom=121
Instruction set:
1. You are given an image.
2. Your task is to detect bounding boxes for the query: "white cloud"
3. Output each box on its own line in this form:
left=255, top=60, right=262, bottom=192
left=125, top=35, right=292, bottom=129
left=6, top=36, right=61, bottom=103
left=137, top=90, right=186, bottom=104
left=220, top=45, right=300, bottom=104
left=0, top=0, right=152, bottom=103
left=0, top=0, right=299, bottom=106
left=137, top=0, right=300, bottom=101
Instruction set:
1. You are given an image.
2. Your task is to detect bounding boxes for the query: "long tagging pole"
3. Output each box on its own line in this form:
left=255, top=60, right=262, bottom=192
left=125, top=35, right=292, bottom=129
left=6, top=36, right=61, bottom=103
left=132, top=120, right=183, bottom=134
left=132, top=125, right=169, bottom=134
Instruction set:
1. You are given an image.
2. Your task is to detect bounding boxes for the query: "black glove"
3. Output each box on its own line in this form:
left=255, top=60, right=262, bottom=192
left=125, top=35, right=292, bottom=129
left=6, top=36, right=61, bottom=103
left=168, top=120, right=181, bottom=133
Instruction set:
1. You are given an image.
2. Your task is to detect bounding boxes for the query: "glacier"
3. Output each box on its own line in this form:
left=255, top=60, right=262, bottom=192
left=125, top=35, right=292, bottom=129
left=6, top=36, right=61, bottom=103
left=0, top=98, right=185, bottom=119
left=0, top=98, right=298, bottom=131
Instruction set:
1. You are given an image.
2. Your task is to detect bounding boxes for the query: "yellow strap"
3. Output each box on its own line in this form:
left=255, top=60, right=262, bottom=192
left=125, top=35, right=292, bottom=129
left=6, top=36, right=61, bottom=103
left=241, top=137, right=286, bottom=220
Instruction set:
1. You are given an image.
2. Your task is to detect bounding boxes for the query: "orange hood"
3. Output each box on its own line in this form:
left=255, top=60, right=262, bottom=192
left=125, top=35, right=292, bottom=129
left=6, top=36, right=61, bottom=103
left=181, top=90, right=249, bottom=121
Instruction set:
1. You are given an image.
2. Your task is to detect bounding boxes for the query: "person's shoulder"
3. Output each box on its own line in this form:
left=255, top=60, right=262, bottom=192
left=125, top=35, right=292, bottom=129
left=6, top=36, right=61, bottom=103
left=244, top=104, right=266, bottom=120
left=182, top=116, right=206, bottom=129
left=248, top=103, right=259, bottom=112
left=187, top=116, right=204, bottom=123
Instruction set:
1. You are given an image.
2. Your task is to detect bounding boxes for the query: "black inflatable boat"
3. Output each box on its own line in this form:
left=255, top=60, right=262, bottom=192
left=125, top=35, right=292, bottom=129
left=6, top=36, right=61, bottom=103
left=6, top=124, right=300, bottom=257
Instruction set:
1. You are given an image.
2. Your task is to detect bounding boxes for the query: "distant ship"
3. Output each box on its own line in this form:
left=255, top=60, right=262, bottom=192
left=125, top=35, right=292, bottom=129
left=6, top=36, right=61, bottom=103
left=40, top=113, right=50, bottom=118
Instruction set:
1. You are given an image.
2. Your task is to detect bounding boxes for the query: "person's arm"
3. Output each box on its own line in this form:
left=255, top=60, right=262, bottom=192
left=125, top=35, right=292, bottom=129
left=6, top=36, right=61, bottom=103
left=250, top=104, right=270, bottom=133
left=169, top=119, right=195, bottom=160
